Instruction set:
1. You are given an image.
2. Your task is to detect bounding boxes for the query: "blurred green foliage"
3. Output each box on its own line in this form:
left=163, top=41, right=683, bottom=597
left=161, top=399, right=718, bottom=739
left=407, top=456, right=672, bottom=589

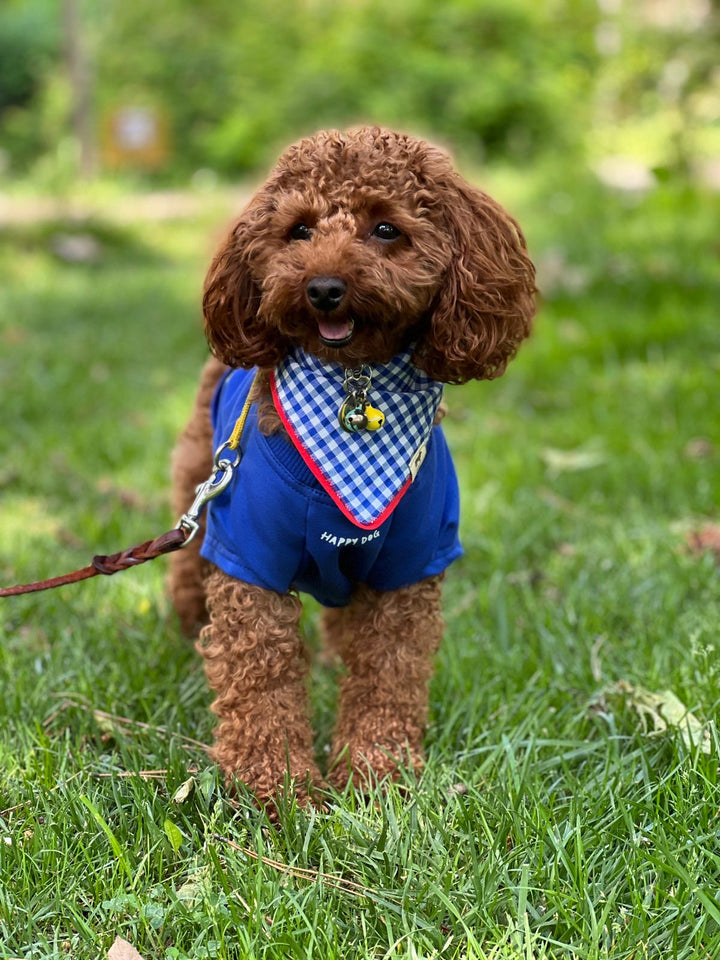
left=0, top=0, right=57, bottom=114
left=0, top=0, right=718, bottom=181
left=0, top=0, right=60, bottom=169
left=103, top=0, right=598, bottom=173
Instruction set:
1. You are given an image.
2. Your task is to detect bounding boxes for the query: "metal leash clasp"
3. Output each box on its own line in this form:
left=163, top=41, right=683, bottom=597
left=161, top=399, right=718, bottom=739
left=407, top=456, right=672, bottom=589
left=177, top=440, right=241, bottom=546
left=342, top=365, right=372, bottom=404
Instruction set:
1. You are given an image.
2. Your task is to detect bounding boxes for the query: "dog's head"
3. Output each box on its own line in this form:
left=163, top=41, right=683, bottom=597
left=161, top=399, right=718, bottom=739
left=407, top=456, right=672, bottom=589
left=203, top=127, right=535, bottom=383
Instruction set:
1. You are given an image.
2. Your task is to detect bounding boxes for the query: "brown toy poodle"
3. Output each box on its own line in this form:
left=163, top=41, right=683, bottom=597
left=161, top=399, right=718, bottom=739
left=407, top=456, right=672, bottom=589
left=169, top=127, right=535, bottom=808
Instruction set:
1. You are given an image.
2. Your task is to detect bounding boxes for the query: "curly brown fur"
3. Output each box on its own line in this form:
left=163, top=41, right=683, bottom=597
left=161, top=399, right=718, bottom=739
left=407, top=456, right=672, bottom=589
left=198, top=570, right=322, bottom=807
left=169, top=126, right=536, bottom=807
left=322, top=575, right=444, bottom=789
left=203, top=126, right=535, bottom=389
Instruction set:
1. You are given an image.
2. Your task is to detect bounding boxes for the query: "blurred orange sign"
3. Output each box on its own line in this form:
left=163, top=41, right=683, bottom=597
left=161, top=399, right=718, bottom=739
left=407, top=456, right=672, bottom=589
left=102, top=106, right=169, bottom=170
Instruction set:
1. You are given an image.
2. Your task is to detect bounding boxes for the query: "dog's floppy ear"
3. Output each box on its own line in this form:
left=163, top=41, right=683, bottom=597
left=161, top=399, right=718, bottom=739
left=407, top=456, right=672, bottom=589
left=415, top=177, right=536, bottom=384
left=203, top=197, right=287, bottom=369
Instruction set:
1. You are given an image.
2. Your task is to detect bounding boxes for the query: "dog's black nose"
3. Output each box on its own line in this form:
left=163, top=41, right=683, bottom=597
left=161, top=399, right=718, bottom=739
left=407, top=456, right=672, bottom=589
left=306, top=276, right=347, bottom=312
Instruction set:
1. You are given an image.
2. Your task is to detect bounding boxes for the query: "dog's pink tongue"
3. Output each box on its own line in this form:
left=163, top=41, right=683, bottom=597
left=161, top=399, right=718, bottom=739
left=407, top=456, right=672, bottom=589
left=317, top=318, right=351, bottom=341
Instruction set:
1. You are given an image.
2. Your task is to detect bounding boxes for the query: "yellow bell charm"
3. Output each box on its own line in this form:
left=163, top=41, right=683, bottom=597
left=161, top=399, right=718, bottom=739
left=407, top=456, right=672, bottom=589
left=339, top=365, right=385, bottom=433
left=364, top=404, right=385, bottom=431
left=339, top=398, right=386, bottom=433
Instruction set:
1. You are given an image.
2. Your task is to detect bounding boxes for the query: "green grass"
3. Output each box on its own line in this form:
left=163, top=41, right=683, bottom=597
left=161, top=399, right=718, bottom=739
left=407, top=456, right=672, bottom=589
left=1, top=173, right=719, bottom=959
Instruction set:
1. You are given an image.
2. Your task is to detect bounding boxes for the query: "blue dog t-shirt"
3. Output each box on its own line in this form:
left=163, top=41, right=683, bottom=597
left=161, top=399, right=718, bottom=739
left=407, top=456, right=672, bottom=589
left=200, top=348, right=463, bottom=607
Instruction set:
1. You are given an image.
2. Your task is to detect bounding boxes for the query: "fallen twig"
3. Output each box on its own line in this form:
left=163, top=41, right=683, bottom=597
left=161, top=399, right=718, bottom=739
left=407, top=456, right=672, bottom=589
left=93, top=768, right=189, bottom=780
left=45, top=696, right=209, bottom=752
left=213, top=833, right=401, bottom=904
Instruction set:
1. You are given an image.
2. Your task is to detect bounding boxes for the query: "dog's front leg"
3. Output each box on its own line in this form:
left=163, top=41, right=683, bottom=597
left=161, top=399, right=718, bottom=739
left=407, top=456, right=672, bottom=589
left=199, top=569, right=322, bottom=807
left=325, top=575, right=444, bottom=789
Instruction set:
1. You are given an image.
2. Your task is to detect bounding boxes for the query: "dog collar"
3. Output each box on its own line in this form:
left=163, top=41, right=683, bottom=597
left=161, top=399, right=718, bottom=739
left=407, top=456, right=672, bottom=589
left=270, top=346, right=443, bottom=529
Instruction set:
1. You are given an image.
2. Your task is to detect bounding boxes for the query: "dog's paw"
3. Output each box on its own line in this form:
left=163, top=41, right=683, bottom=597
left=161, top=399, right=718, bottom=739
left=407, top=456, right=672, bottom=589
left=225, top=766, right=327, bottom=819
left=327, top=741, right=424, bottom=792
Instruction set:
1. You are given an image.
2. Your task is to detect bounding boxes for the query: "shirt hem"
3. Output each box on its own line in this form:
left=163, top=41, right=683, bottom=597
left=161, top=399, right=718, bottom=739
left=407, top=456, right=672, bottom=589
left=200, top=535, right=292, bottom=595
left=365, top=542, right=464, bottom=594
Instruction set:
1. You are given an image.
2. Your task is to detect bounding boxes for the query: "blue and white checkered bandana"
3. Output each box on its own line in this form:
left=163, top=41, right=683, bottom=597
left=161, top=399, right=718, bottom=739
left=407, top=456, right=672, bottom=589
left=270, top=346, right=443, bottom=529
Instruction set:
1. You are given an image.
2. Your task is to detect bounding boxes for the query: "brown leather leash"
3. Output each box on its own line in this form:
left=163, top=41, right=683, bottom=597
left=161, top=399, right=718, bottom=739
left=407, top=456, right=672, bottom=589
left=0, top=386, right=255, bottom=600
left=0, top=528, right=189, bottom=598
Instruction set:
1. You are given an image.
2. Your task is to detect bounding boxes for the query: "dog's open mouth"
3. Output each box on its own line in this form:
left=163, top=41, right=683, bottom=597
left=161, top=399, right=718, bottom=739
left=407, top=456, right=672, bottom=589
left=317, top=317, right=354, bottom=348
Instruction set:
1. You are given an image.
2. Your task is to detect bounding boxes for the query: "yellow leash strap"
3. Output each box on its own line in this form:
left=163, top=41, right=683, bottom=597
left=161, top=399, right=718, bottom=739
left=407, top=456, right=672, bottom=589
left=177, top=372, right=257, bottom=543
left=227, top=389, right=254, bottom=450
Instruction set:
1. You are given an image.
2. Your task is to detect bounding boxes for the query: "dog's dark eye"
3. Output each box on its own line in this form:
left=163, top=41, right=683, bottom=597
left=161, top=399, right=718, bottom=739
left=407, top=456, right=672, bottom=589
left=289, top=223, right=312, bottom=241
left=372, top=222, right=401, bottom=242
